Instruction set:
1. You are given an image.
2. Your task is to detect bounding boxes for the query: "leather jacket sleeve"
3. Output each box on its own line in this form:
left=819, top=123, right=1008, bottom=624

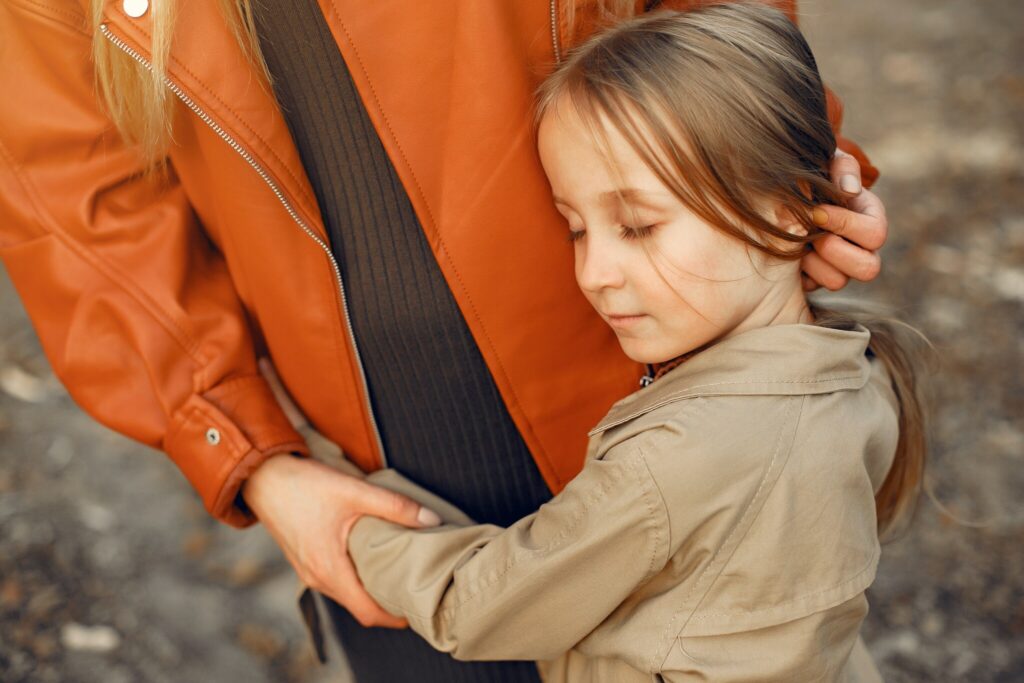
left=0, top=1, right=308, bottom=527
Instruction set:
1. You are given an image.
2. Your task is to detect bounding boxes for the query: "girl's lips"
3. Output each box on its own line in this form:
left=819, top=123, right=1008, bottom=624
left=605, top=313, right=648, bottom=328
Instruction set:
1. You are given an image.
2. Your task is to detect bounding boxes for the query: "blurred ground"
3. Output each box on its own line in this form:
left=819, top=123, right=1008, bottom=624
left=802, top=1, right=1024, bottom=681
left=1, top=0, right=1022, bottom=681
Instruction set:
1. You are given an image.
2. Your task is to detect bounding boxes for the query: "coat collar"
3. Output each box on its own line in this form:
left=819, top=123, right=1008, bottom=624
left=590, top=323, right=873, bottom=435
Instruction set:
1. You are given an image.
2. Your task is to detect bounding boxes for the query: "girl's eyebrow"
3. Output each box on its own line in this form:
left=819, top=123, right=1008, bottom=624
left=553, top=188, right=667, bottom=208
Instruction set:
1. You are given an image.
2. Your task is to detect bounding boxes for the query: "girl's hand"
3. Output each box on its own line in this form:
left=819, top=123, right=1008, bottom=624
left=249, top=358, right=440, bottom=628
left=801, top=149, right=889, bottom=291
left=242, top=453, right=441, bottom=628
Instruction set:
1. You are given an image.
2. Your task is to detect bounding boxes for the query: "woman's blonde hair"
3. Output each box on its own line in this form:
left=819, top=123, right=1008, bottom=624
left=536, top=3, right=928, bottom=536
left=90, top=0, right=265, bottom=168
left=90, top=0, right=639, bottom=168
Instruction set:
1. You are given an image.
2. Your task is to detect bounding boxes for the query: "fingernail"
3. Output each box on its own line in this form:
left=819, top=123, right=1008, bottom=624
left=840, top=174, right=861, bottom=194
left=812, top=207, right=829, bottom=226
left=417, top=507, right=442, bottom=527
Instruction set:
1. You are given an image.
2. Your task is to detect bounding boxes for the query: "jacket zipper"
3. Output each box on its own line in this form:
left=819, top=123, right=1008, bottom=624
left=550, top=0, right=562, bottom=64
left=98, top=23, right=389, bottom=468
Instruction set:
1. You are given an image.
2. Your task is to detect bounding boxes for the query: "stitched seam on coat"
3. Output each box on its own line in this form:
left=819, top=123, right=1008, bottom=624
left=0, top=138, right=202, bottom=362
left=102, top=8, right=318, bottom=214
left=324, top=1, right=563, bottom=489
left=159, top=55, right=318, bottom=215
left=438, top=462, right=621, bottom=616
left=635, top=446, right=671, bottom=583
left=8, top=0, right=89, bottom=35
left=686, top=547, right=880, bottom=621
left=592, top=374, right=862, bottom=434
left=649, top=397, right=800, bottom=672
left=429, top=450, right=648, bottom=621
left=205, top=374, right=268, bottom=398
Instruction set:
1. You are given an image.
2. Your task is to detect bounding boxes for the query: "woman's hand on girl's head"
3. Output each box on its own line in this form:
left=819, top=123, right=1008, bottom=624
left=801, top=150, right=889, bottom=291
left=241, top=454, right=441, bottom=628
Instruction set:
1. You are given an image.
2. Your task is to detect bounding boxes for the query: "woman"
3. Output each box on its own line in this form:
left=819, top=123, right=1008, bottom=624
left=0, top=1, right=886, bottom=680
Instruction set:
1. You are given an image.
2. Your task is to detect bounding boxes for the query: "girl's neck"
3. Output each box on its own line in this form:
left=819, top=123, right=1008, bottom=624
left=650, top=277, right=812, bottom=382
left=724, top=275, right=813, bottom=342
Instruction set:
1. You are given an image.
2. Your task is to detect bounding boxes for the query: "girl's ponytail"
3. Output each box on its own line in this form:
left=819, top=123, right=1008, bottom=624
left=812, top=304, right=931, bottom=538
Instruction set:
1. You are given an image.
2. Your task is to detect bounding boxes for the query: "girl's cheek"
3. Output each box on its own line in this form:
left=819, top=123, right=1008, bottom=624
left=653, top=230, right=728, bottom=283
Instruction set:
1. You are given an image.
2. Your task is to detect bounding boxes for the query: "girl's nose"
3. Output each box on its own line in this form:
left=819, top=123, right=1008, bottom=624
left=575, top=240, right=626, bottom=292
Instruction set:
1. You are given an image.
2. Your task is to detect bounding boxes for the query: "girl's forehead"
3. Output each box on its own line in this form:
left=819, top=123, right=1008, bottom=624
left=540, top=101, right=679, bottom=192
left=541, top=94, right=687, bottom=170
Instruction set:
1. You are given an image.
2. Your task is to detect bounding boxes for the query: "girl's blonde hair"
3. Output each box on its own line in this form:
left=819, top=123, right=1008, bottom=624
left=89, top=0, right=639, bottom=168
left=536, top=3, right=928, bottom=536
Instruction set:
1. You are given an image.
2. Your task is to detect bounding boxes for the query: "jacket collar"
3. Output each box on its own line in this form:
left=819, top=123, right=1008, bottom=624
left=590, top=323, right=872, bottom=435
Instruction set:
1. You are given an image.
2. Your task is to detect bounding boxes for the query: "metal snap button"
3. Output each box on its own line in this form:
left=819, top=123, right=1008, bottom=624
left=205, top=428, right=221, bottom=446
left=123, top=0, right=149, bottom=18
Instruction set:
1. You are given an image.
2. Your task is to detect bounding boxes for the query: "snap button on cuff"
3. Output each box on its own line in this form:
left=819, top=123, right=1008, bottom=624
left=123, top=0, right=149, bottom=18
left=205, top=428, right=221, bottom=446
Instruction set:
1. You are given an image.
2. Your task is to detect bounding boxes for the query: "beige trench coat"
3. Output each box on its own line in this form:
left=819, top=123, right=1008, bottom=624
left=348, top=323, right=897, bottom=681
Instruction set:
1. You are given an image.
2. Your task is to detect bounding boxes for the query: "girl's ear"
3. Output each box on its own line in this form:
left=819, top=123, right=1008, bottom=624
left=773, top=203, right=809, bottom=237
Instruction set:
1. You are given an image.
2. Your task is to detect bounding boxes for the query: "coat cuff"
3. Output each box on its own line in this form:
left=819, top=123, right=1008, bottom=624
left=163, top=374, right=309, bottom=527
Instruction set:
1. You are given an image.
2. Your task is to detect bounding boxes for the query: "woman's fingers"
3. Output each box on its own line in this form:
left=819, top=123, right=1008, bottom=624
left=844, top=188, right=889, bottom=250
left=303, top=547, right=408, bottom=629
left=323, top=548, right=409, bottom=629
left=830, top=148, right=863, bottom=197
left=812, top=188, right=888, bottom=252
left=809, top=185, right=887, bottom=283
left=243, top=455, right=434, bottom=630
left=800, top=249, right=849, bottom=291
left=348, top=478, right=442, bottom=528
left=812, top=233, right=882, bottom=282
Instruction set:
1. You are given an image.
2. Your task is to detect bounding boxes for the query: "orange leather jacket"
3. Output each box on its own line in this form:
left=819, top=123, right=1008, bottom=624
left=0, top=0, right=876, bottom=527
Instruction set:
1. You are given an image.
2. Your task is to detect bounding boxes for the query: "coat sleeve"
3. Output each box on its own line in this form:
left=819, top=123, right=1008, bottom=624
left=0, top=2, right=308, bottom=527
left=347, top=447, right=671, bottom=662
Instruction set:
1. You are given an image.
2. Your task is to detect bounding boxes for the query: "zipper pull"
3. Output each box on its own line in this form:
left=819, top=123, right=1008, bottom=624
left=639, top=366, right=655, bottom=388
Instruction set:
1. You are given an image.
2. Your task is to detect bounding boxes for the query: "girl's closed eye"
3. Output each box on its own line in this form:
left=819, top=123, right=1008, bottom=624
left=567, top=224, right=657, bottom=242
left=620, top=224, right=656, bottom=241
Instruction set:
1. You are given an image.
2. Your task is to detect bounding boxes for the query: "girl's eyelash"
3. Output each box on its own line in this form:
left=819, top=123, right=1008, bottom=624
left=620, top=225, right=656, bottom=240
left=566, top=225, right=656, bottom=243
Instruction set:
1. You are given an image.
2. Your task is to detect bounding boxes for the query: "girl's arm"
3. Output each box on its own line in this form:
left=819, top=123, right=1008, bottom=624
left=347, top=447, right=671, bottom=662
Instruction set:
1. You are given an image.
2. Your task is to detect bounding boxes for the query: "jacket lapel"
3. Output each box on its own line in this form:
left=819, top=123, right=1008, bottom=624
left=92, top=0, right=326, bottom=241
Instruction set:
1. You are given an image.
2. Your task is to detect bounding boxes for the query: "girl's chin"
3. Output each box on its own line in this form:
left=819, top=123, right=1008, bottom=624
left=619, top=342, right=689, bottom=366
left=617, top=331, right=718, bottom=365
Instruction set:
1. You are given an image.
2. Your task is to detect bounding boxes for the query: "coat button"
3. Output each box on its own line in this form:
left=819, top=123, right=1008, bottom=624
left=205, top=428, right=221, bottom=446
left=123, top=0, right=149, bottom=18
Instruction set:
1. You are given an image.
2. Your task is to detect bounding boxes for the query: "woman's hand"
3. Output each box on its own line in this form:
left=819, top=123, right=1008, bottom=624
left=801, top=149, right=889, bottom=291
left=242, top=453, right=441, bottom=628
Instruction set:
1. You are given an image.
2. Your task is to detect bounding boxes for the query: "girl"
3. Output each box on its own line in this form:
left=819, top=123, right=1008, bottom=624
left=344, top=4, right=925, bottom=681
left=1, top=0, right=887, bottom=680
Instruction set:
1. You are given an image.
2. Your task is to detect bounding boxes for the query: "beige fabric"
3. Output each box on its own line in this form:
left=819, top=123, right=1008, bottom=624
left=348, top=323, right=897, bottom=681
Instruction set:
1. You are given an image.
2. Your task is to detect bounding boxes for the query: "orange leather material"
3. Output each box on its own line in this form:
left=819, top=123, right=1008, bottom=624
left=826, top=87, right=881, bottom=187
left=317, top=0, right=639, bottom=493
left=1, top=0, right=872, bottom=526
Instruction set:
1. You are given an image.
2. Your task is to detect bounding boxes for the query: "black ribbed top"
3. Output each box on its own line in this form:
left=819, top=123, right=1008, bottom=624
left=253, top=2, right=550, bottom=681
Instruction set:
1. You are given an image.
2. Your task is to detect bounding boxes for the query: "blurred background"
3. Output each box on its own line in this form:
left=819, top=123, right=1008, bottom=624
left=1, top=0, right=1021, bottom=681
